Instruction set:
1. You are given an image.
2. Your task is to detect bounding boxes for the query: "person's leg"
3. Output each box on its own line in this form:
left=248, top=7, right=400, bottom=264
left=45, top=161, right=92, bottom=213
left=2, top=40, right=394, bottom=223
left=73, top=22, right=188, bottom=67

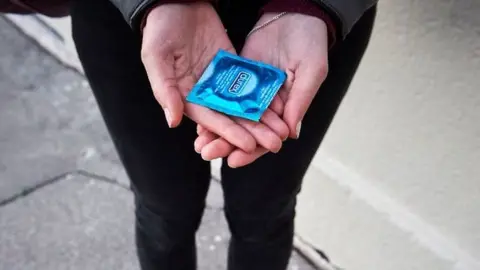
left=221, top=7, right=377, bottom=270
left=70, top=1, right=211, bottom=269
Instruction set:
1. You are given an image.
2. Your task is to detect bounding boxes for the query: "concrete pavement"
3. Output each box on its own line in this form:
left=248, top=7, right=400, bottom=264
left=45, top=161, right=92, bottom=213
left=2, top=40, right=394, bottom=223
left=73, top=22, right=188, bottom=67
left=0, top=16, right=315, bottom=270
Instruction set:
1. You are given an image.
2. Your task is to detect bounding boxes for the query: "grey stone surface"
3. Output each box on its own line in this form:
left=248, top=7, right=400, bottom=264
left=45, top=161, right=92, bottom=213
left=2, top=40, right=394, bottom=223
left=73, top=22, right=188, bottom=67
left=0, top=16, right=120, bottom=201
left=206, top=179, right=224, bottom=209
left=0, top=175, right=138, bottom=270
left=0, top=176, right=313, bottom=270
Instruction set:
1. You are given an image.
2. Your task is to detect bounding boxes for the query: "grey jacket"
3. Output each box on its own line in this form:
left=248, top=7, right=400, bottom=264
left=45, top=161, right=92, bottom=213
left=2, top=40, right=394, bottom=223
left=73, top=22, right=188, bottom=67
left=312, top=0, right=377, bottom=37
left=110, top=0, right=377, bottom=39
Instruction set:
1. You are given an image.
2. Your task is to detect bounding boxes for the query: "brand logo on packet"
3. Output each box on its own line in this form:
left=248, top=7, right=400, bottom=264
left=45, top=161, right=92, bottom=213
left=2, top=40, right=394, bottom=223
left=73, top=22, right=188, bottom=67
left=228, top=71, right=251, bottom=94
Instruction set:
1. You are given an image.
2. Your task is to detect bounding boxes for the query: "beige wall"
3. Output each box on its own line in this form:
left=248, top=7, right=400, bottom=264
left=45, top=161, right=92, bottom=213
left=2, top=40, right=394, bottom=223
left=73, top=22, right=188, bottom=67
left=297, top=0, right=480, bottom=269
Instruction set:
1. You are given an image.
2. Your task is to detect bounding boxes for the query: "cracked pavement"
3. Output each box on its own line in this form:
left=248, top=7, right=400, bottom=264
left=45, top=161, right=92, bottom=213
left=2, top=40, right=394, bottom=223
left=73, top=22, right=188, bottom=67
left=0, top=16, right=315, bottom=270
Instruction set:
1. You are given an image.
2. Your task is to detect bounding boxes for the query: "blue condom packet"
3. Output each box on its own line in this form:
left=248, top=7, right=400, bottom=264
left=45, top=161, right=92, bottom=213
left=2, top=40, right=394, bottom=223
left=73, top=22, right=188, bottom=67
left=186, top=50, right=286, bottom=122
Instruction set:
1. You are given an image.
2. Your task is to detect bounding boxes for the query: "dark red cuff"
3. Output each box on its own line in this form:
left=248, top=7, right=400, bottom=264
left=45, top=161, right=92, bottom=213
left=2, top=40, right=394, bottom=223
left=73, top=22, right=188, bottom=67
left=262, top=0, right=337, bottom=48
left=0, top=4, right=33, bottom=14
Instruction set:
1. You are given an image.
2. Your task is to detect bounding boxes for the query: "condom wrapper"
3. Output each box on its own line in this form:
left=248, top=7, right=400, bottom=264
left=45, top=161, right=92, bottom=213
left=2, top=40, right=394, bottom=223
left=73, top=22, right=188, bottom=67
left=186, top=50, right=286, bottom=122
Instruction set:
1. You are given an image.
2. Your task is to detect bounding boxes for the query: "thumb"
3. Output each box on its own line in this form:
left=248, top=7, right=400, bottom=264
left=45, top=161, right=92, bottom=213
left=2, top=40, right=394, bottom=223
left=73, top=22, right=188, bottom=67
left=142, top=51, right=184, bottom=128
left=283, top=61, right=328, bottom=139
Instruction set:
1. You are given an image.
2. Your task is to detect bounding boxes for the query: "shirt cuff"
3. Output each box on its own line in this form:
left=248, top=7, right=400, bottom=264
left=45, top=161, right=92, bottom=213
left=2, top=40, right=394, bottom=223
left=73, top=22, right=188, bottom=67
left=262, top=0, right=337, bottom=48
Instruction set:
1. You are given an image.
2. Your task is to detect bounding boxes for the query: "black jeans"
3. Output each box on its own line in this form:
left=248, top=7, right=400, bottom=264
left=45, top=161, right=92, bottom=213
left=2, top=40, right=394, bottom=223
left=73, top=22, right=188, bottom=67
left=71, top=1, right=375, bottom=269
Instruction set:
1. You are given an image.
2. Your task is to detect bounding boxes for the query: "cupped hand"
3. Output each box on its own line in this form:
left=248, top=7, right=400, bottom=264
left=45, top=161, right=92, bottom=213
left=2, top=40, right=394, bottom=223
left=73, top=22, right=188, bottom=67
left=141, top=3, right=287, bottom=153
left=195, top=12, right=330, bottom=167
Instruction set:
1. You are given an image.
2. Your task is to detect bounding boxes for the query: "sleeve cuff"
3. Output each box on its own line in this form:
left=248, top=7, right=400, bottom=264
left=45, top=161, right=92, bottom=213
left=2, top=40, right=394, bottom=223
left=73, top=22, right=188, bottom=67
left=262, top=0, right=337, bottom=48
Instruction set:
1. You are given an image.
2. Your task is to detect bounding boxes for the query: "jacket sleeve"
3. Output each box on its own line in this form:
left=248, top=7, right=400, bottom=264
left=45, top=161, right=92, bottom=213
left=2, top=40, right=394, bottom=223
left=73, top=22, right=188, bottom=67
left=313, top=0, right=377, bottom=39
left=107, top=0, right=202, bottom=30
left=109, top=0, right=377, bottom=38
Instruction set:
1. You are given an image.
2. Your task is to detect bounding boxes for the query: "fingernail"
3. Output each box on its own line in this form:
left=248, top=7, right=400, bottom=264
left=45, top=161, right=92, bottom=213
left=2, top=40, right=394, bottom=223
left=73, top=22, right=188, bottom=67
left=194, top=144, right=201, bottom=154
left=194, top=138, right=202, bottom=153
left=201, top=150, right=211, bottom=161
left=296, top=121, right=302, bottom=139
left=164, top=108, right=172, bottom=128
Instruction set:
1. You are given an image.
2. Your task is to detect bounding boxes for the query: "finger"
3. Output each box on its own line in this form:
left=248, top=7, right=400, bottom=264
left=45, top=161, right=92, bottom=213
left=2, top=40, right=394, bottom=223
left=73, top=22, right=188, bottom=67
left=198, top=107, right=288, bottom=162
left=185, top=103, right=257, bottom=153
left=260, top=109, right=289, bottom=141
left=270, top=95, right=285, bottom=116
left=197, top=124, right=207, bottom=135
left=194, top=104, right=286, bottom=150
left=234, top=118, right=282, bottom=153
left=194, top=131, right=218, bottom=153
left=194, top=129, right=220, bottom=154
left=201, top=138, right=235, bottom=161
left=227, top=147, right=269, bottom=168
left=284, top=61, right=328, bottom=139
left=142, top=51, right=184, bottom=128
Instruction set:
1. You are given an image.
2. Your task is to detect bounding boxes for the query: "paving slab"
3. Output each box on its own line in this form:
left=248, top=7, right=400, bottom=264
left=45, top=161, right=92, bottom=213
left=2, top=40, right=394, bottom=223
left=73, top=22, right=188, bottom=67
left=0, top=175, right=314, bottom=270
left=0, top=16, right=119, bottom=202
left=0, top=175, right=137, bottom=270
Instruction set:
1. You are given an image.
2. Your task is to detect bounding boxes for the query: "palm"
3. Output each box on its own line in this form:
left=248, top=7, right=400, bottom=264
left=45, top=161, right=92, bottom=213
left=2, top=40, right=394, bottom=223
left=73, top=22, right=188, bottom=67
left=241, top=28, right=293, bottom=117
left=142, top=3, right=260, bottom=152
left=143, top=3, right=235, bottom=98
left=242, top=13, right=329, bottom=129
left=171, top=13, right=234, bottom=98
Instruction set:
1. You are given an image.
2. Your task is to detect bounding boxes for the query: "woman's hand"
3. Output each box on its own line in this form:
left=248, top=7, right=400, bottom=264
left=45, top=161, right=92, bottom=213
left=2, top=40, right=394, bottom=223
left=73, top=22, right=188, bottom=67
left=195, top=12, right=330, bottom=167
left=141, top=3, right=288, bottom=153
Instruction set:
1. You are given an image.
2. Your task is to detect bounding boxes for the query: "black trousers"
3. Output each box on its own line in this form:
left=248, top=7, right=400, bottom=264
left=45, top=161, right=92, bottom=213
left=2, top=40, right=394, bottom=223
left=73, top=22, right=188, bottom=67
left=71, top=1, right=375, bottom=269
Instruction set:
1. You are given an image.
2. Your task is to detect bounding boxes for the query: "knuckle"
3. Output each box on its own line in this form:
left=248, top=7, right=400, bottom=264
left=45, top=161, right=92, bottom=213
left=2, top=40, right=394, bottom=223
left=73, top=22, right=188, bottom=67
left=280, top=126, right=290, bottom=141
left=227, top=125, right=255, bottom=151
left=140, top=46, right=154, bottom=63
left=162, top=77, right=178, bottom=91
left=318, top=62, right=329, bottom=80
left=268, top=136, right=282, bottom=153
left=249, top=121, right=262, bottom=131
left=152, top=88, right=163, bottom=102
left=224, top=122, right=241, bottom=139
left=152, top=91, right=168, bottom=108
left=260, top=110, right=274, bottom=122
left=237, top=118, right=258, bottom=132
left=219, top=140, right=234, bottom=155
left=152, top=78, right=178, bottom=104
